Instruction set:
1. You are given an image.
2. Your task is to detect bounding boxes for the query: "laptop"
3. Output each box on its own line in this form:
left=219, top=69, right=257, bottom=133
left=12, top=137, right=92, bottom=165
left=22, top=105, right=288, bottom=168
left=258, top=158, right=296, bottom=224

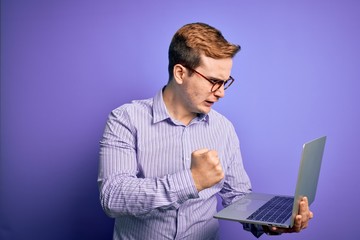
left=214, top=136, right=327, bottom=228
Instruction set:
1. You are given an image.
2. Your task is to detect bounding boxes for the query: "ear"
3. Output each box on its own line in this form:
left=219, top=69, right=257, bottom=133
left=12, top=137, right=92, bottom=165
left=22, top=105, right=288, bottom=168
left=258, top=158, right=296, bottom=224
left=173, top=64, right=187, bottom=85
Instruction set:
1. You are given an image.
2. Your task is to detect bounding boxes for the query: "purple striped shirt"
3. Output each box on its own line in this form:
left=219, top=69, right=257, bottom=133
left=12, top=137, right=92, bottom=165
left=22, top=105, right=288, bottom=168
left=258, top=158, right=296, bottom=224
left=98, top=89, right=252, bottom=240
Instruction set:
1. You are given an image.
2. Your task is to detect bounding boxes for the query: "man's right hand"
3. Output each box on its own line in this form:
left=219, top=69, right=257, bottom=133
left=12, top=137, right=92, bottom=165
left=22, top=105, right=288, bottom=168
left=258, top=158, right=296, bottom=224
left=190, top=148, right=224, bottom=192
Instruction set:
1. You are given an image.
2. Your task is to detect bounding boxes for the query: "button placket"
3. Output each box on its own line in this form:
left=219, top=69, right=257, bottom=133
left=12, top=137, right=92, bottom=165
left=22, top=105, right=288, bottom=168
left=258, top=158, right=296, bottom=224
left=181, top=126, right=191, bottom=169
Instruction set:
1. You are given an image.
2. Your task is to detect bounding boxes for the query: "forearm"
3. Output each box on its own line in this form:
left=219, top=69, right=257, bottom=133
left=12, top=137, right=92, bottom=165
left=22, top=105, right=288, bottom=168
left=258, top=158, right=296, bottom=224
left=99, top=169, right=198, bottom=218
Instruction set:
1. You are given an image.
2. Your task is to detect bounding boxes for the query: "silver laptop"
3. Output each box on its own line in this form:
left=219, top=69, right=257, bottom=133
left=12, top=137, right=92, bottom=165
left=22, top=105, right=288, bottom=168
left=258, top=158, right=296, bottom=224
left=214, top=136, right=326, bottom=228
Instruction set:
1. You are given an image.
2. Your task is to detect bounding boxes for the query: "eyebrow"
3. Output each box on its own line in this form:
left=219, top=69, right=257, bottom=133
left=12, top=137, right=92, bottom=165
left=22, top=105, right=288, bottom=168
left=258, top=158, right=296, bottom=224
left=207, top=77, right=225, bottom=82
left=205, top=71, right=231, bottom=82
left=190, top=67, right=230, bottom=83
left=208, top=76, right=228, bottom=82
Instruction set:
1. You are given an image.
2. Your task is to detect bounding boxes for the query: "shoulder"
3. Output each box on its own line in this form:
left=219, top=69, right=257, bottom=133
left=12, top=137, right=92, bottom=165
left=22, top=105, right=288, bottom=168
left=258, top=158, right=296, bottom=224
left=111, top=97, right=153, bottom=119
left=104, top=98, right=154, bottom=132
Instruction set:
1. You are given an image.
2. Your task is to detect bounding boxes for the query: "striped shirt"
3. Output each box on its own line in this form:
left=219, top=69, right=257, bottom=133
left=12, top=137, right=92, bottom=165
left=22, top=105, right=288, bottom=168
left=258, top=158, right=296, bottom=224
left=98, top=89, right=252, bottom=240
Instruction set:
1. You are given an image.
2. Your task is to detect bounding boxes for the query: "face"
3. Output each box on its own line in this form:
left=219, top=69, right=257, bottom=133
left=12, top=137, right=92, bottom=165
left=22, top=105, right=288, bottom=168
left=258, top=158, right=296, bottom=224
left=179, top=55, right=233, bottom=116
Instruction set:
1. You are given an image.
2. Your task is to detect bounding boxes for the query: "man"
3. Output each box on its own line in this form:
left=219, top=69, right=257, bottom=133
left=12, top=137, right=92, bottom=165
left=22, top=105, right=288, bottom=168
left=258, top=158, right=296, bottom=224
left=98, top=22, right=313, bottom=239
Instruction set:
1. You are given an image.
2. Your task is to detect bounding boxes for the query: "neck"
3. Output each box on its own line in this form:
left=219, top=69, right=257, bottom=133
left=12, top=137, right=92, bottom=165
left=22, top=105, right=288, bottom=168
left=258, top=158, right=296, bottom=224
left=162, top=83, right=196, bottom=125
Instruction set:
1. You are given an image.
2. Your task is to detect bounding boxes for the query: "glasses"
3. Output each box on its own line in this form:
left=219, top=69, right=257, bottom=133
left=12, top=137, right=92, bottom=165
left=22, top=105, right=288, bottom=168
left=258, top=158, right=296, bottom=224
left=186, top=67, right=235, bottom=92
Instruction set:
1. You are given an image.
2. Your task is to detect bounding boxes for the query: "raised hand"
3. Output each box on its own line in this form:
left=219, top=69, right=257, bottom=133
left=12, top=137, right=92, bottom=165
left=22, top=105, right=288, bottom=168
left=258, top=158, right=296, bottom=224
left=190, top=148, right=224, bottom=192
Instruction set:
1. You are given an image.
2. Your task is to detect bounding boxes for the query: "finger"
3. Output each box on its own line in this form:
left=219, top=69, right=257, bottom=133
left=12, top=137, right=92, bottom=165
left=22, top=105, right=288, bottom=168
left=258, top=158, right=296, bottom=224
left=299, top=198, right=312, bottom=224
left=271, top=214, right=307, bottom=234
left=302, top=215, right=309, bottom=229
left=269, top=226, right=290, bottom=234
left=270, top=217, right=301, bottom=234
left=303, top=196, right=309, bottom=205
left=300, top=201, right=308, bottom=219
left=207, top=150, right=219, bottom=159
left=195, top=148, right=209, bottom=155
left=298, top=204, right=308, bottom=229
left=299, top=197, right=308, bottom=215
left=207, top=151, right=220, bottom=165
left=271, top=226, right=284, bottom=233
left=301, top=199, right=313, bottom=223
left=301, top=209, right=313, bottom=229
left=300, top=214, right=311, bottom=230
left=293, top=215, right=303, bottom=232
left=302, top=197, right=310, bottom=213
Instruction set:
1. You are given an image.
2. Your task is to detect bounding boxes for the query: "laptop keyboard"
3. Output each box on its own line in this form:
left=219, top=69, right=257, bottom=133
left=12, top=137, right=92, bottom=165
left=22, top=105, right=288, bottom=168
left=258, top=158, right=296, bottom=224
left=246, top=196, right=294, bottom=224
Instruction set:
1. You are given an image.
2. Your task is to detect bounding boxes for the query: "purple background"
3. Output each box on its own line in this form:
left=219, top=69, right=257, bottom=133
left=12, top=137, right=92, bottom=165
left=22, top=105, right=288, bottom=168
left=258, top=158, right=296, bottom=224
left=1, top=1, right=359, bottom=239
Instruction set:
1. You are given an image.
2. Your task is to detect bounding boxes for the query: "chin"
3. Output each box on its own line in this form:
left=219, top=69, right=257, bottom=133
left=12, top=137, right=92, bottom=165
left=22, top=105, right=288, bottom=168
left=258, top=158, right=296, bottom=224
left=198, top=107, right=211, bottom=115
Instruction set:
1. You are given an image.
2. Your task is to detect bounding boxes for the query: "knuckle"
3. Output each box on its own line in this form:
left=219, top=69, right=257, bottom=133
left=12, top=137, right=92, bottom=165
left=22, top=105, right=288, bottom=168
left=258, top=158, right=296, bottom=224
left=209, top=150, right=218, bottom=157
left=215, top=164, right=223, bottom=172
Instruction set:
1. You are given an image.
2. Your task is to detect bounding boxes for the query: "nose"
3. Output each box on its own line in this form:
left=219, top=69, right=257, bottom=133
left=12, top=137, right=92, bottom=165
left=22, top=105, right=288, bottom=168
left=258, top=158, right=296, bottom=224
left=213, top=84, right=225, bottom=98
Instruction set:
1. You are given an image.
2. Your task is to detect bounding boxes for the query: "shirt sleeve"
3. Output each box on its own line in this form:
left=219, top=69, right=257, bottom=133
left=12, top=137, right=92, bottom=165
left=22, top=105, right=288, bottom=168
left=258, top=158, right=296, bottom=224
left=216, top=125, right=265, bottom=237
left=98, top=108, right=199, bottom=218
left=217, top=125, right=252, bottom=207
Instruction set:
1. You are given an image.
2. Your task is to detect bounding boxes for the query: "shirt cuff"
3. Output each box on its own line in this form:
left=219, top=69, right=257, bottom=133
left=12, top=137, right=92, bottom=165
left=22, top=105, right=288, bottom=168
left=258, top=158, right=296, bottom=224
left=171, top=169, right=199, bottom=204
left=243, top=223, right=265, bottom=238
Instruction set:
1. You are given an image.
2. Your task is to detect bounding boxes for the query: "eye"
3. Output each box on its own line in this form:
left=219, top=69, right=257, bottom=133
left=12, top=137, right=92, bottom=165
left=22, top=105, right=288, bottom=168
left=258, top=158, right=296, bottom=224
left=209, top=79, right=224, bottom=85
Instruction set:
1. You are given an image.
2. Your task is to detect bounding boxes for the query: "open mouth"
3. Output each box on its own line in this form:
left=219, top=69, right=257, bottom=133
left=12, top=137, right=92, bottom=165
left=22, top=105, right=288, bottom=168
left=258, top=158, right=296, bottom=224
left=205, top=100, right=215, bottom=106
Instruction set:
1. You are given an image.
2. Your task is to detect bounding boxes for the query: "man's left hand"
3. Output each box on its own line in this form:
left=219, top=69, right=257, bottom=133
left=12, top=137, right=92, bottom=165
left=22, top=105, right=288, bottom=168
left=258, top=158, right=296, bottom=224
left=264, top=196, right=314, bottom=234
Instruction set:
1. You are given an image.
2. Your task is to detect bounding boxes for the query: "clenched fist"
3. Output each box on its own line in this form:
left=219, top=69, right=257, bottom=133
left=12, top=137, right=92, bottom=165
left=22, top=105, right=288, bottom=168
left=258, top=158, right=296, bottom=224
left=190, top=148, right=224, bottom=192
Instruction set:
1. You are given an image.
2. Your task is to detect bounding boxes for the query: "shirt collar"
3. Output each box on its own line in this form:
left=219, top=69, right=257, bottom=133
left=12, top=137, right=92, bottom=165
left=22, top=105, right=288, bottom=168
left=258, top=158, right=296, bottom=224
left=152, top=87, right=210, bottom=125
left=152, top=88, right=170, bottom=124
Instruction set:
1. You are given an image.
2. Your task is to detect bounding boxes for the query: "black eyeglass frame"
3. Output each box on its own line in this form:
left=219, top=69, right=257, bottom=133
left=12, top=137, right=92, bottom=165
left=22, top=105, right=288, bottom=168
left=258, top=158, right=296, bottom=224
left=185, top=66, right=235, bottom=92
